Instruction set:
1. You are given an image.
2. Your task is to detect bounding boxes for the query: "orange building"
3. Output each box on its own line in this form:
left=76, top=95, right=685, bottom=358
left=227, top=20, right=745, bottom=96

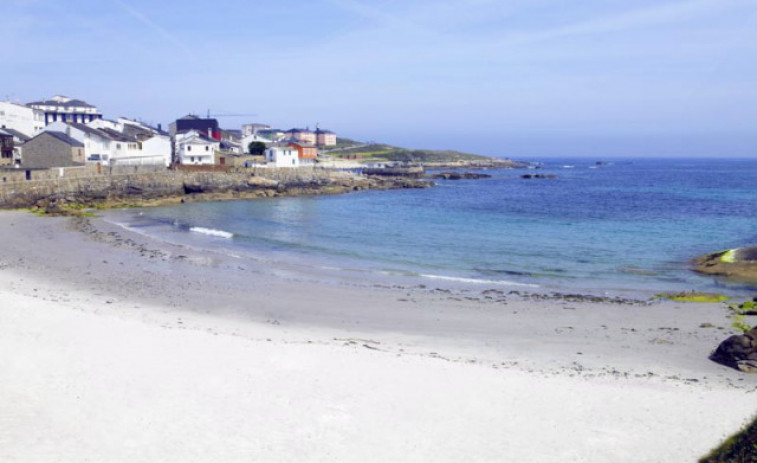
left=315, top=128, right=337, bottom=146
left=288, top=141, right=318, bottom=160
left=285, top=128, right=316, bottom=144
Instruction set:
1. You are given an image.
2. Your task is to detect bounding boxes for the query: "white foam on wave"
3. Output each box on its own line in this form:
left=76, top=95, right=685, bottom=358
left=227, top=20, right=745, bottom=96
left=419, top=274, right=539, bottom=288
left=189, top=227, right=234, bottom=239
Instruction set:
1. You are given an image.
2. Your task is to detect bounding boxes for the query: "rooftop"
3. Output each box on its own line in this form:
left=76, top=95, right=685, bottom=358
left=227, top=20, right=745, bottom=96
left=0, top=127, right=31, bottom=141
left=28, top=95, right=97, bottom=109
left=42, top=131, right=85, bottom=147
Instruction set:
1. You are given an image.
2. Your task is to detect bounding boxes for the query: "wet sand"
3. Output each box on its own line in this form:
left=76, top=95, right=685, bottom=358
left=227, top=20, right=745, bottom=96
left=1, top=211, right=755, bottom=462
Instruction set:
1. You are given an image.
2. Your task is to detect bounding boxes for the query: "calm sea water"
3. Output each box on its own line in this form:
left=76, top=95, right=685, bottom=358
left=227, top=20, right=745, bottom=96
left=105, top=158, right=757, bottom=297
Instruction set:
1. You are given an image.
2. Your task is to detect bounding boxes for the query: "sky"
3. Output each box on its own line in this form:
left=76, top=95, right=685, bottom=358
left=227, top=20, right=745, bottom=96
left=2, top=0, right=756, bottom=157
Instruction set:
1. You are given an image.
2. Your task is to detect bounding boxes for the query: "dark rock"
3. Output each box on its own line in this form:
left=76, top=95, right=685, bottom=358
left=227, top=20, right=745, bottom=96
left=711, top=328, right=757, bottom=371
left=521, top=174, right=557, bottom=179
left=427, top=172, right=492, bottom=180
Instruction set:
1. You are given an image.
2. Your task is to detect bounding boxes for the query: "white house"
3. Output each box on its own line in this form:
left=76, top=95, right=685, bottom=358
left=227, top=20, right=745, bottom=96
left=175, top=130, right=220, bottom=165
left=27, top=95, right=102, bottom=125
left=265, top=146, right=299, bottom=168
left=241, top=133, right=272, bottom=154
left=107, top=133, right=171, bottom=166
left=46, top=121, right=171, bottom=166
left=0, top=101, right=45, bottom=136
left=137, top=135, right=172, bottom=166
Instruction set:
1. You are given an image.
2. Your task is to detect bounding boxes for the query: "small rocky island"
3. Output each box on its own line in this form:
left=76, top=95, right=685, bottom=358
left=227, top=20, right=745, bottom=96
left=694, top=246, right=757, bottom=283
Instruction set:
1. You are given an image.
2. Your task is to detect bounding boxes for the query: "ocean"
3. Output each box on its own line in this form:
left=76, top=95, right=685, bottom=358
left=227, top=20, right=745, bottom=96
left=104, top=158, right=757, bottom=297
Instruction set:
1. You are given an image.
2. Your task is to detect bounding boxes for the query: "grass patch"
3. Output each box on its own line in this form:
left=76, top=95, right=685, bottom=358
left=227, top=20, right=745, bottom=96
left=656, top=292, right=731, bottom=303
left=330, top=142, right=496, bottom=163
left=700, top=414, right=757, bottom=462
left=721, top=249, right=738, bottom=263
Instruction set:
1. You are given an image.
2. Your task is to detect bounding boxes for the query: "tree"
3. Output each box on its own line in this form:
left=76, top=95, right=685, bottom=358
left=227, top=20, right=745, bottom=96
left=248, top=141, right=266, bottom=155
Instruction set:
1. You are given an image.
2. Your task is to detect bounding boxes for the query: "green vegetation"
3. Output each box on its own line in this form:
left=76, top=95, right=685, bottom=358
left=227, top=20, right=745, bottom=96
left=700, top=414, right=757, bottom=462
left=728, top=300, right=756, bottom=333
left=327, top=141, right=497, bottom=163
left=721, top=249, right=738, bottom=263
left=248, top=141, right=266, bottom=155
left=333, top=137, right=363, bottom=149
left=655, top=292, right=731, bottom=303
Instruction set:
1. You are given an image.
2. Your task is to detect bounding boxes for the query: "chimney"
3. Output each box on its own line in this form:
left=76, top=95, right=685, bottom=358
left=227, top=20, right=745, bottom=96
left=208, top=128, right=212, bottom=138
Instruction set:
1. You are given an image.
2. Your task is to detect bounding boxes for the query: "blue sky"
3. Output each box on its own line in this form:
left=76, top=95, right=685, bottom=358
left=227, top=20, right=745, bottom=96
left=2, top=0, right=756, bottom=157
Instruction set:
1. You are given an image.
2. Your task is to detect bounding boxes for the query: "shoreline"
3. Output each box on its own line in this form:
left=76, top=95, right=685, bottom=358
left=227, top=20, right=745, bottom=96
left=2, top=210, right=757, bottom=461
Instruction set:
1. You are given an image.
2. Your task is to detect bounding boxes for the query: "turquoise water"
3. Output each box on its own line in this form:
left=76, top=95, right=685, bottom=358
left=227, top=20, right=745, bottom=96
left=106, top=158, right=757, bottom=296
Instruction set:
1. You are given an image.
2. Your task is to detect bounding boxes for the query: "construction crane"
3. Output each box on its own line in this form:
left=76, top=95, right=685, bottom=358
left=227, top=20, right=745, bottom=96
left=206, top=110, right=258, bottom=119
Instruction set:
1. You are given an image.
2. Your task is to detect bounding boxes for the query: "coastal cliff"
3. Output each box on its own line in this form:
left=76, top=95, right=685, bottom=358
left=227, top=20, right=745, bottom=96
left=0, top=167, right=431, bottom=212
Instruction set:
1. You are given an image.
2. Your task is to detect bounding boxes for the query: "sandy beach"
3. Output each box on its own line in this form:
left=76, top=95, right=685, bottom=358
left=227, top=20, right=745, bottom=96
left=1, top=210, right=756, bottom=462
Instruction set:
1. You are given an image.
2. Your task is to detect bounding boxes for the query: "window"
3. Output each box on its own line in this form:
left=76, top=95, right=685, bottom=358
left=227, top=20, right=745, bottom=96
left=205, top=146, right=209, bottom=151
left=187, top=145, right=191, bottom=151
left=116, top=143, right=121, bottom=150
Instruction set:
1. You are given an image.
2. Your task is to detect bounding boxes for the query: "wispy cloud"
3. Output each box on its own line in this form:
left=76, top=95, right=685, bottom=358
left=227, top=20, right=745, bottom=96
left=111, top=0, right=196, bottom=60
left=325, top=0, right=439, bottom=37
left=493, top=0, right=757, bottom=46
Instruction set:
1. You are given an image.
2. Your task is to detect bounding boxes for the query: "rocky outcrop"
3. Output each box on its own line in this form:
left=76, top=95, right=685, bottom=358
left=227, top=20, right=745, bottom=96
left=694, top=247, right=757, bottom=283
left=711, top=327, right=757, bottom=372
left=0, top=168, right=432, bottom=212
left=426, top=172, right=492, bottom=180
left=521, top=174, right=557, bottom=179
left=363, top=167, right=425, bottom=178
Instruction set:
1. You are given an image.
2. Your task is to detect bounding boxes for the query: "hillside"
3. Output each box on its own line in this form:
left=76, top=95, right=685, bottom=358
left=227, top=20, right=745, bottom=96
left=323, top=139, right=509, bottom=164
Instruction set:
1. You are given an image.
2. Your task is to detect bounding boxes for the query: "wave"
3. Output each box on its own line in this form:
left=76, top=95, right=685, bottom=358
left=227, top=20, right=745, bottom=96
left=419, top=274, right=539, bottom=288
left=189, top=227, right=234, bottom=239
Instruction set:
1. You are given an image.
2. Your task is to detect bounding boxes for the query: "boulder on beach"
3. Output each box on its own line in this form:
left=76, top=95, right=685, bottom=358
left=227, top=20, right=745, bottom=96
left=711, top=327, right=757, bottom=372
left=694, top=246, right=757, bottom=283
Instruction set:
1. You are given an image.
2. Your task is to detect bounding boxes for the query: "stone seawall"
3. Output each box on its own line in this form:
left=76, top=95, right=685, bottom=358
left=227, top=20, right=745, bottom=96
left=0, top=167, right=431, bottom=210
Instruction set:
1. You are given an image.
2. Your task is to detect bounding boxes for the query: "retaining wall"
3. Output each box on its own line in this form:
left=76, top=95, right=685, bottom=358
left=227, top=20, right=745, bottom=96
left=0, top=166, right=351, bottom=209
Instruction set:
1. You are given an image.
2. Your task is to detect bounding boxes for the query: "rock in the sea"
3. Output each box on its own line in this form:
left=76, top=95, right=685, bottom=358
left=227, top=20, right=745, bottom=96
left=711, top=327, right=757, bottom=371
left=521, top=174, right=557, bottom=179
left=694, top=246, right=757, bottom=283
left=427, top=172, right=492, bottom=180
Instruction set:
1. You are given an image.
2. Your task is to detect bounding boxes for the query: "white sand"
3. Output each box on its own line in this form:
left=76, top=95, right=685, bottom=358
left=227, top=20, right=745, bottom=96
left=1, top=211, right=756, bottom=462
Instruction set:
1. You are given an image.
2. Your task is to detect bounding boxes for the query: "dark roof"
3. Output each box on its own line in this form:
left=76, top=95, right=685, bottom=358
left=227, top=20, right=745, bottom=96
left=99, top=127, right=136, bottom=143
left=0, top=129, right=12, bottom=138
left=286, top=128, right=314, bottom=134
left=220, top=140, right=240, bottom=149
left=121, top=124, right=155, bottom=140
left=175, top=117, right=219, bottom=133
left=67, top=122, right=109, bottom=138
left=28, top=97, right=96, bottom=109
left=287, top=140, right=317, bottom=148
left=42, top=131, right=85, bottom=147
left=315, top=128, right=335, bottom=134
left=0, top=127, right=30, bottom=141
